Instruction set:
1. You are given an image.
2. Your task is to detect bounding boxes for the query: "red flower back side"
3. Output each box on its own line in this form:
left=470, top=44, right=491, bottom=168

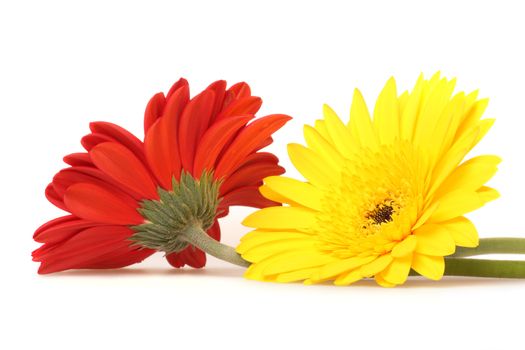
left=33, top=79, right=291, bottom=274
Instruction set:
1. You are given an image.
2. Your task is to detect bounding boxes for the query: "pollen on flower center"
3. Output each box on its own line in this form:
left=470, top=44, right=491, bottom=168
left=130, top=171, right=222, bottom=254
left=366, top=201, right=395, bottom=225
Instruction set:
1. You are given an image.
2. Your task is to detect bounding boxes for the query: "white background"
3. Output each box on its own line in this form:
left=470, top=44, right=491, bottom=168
left=1, top=1, right=525, bottom=349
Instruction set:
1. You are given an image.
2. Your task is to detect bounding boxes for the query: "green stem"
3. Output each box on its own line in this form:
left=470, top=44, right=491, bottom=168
left=412, top=238, right=525, bottom=279
left=451, top=238, right=525, bottom=257
left=443, top=258, right=525, bottom=278
left=181, top=224, right=250, bottom=268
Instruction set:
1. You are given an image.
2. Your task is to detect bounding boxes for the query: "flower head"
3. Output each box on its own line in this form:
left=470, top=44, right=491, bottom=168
left=237, top=73, right=499, bottom=287
left=33, top=79, right=290, bottom=274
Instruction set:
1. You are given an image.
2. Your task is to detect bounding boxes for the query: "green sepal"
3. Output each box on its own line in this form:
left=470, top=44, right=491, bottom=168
left=130, top=170, right=222, bottom=254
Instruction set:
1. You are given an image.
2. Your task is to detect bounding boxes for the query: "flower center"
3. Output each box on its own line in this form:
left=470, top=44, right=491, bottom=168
left=313, top=142, right=423, bottom=258
left=129, top=171, right=222, bottom=254
left=366, top=201, right=395, bottom=225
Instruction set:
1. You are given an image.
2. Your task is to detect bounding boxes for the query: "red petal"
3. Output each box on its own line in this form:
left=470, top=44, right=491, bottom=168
left=89, top=122, right=148, bottom=165
left=216, top=204, right=229, bottom=218
left=144, top=120, right=172, bottom=189
left=179, top=247, right=206, bottom=268
left=221, top=90, right=236, bottom=111
left=241, top=152, right=279, bottom=167
left=163, top=81, right=190, bottom=176
left=165, top=251, right=184, bottom=268
left=52, top=166, right=143, bottom=202
left=165, top=220, right=220, bottom=268
left=64, top=183, right=143, bottom=225
left=254, top=137, right=273, bottom=153
left=32, top=242, right=60, bottom=262
left=205, top=80, right=227, bottom=123
left=229, top=82, right=251, bottom=98
left=63, top=153, right=92, bottom=167
left=81, top=133, right=113, bottom=151
left=144, top=92, right=166, bottom=134
left=144, top=84, right=189, bottom=188
left=34, top=215, right=100, bottom=244
left=215, top=96, right=262, bottom=123
left=221, top=186, right=280, bottom=208
left=220, top=161, right=285, bottom=195
left=178, top=90, right=215, bottom=171
left=192, top=115, right=253, bottom=177
left=34, top=215, right=76, bottom=238
left=207, top=219, right=221, bottom=241
left=45, top=183, right=67, bottom=211
left=35, top=226, right=151, bottom=274
left=82, top=246, right=154, bottom=269
left=90, top=142, right=158, bottom=199
left=166, top=78, right=189, bottom=100
left=215, top=114, right=291, bottom=178
left=166, top=248, right=205, bottom=268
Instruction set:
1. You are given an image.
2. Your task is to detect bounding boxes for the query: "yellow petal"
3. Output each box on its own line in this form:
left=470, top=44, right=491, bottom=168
left=243, top=253, right=292, bottom=281
left=428, top=71, right=442, bottom=87
left=435, top=92, right=466, bottom=154
left=263, top=251, right=335, bottom=276
left=242, top=206, right=316, bottom=230
left=435, top=155, right=500, bottom=198
left=237, top=230, right=311, bottom=254
left=348, top=88, right=377, bottom=149
left=374, top=273, right=397, bottom=288
left=429, top=190, right=485, bottom=223
left=464, top=90, right=480, bottom=112
left=263, top=176, right=323, bottom=211
left=242, top=238, right=316, bottom=262
left=287, top=143, right=336, bottom=188
left=414, top=224, right=456, bottom=256
left=413, top=202, right=439, bottom=230
left=391, top=235, right=417, bottom=257
left=373, top=77, right=399, bottom=144
left=360, top=254, right=393, bottom=277
left=411, top=253, right=444, bottom=280
left=398, top=90, right=409, bottom=115
left=399, top=73, right=424, bottom=141
left=258, top=185, right=294, bottom=205
left=244, top=251, right=319, bottom=281
left=424, top=91, right=466, bottom=163
left=381, top=255, right=412, bottom=285
left=427, top=126, right=481, bottom=198
left=314, top=256, right=375, bottom=282
left=413, top=77, right=456, bottom=150
left=440, top=216, right=479, bottom=248
left=455, top=98, right=489, bottom=141
left=314, top=119, right=332, bottom=142
left=323, top=104, right=357, bottom=158
left=471, top=118, right=495, bottom=150
left=477, top=186, right=500, bottom=203
left=334, top=269, right=363, bottom=286
left=275, top=268, right=317, bottom=283
left=303, top=125, right=345, bottom=169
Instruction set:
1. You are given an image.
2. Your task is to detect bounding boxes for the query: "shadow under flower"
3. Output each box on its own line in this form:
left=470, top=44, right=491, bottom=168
left=43, top=266, right=245, bottom=278
left=308, top=276, right=525, bottom=288
left=39, top=269, right=525, bottom=288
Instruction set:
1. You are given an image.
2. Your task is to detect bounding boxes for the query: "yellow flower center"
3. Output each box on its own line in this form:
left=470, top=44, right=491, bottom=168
left=366, top=201, right=395, bottom=225
left=314, top=141, right=424, bottom=259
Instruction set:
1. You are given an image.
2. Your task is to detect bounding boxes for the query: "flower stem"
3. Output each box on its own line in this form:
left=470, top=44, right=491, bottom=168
left=443, top=258, right=525, bottom=278
left=410, top=238, right=525, bottom=278
left=451, top=237, right=525, bottom=257
left=181, top=224, right=250, bottom=268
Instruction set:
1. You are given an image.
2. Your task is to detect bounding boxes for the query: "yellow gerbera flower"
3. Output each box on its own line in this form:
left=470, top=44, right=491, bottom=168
left=237, top=72, right=500, bottom=287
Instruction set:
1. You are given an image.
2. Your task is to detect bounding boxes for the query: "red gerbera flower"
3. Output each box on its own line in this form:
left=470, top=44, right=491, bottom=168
left=33, top=79, right=290, bottom=274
